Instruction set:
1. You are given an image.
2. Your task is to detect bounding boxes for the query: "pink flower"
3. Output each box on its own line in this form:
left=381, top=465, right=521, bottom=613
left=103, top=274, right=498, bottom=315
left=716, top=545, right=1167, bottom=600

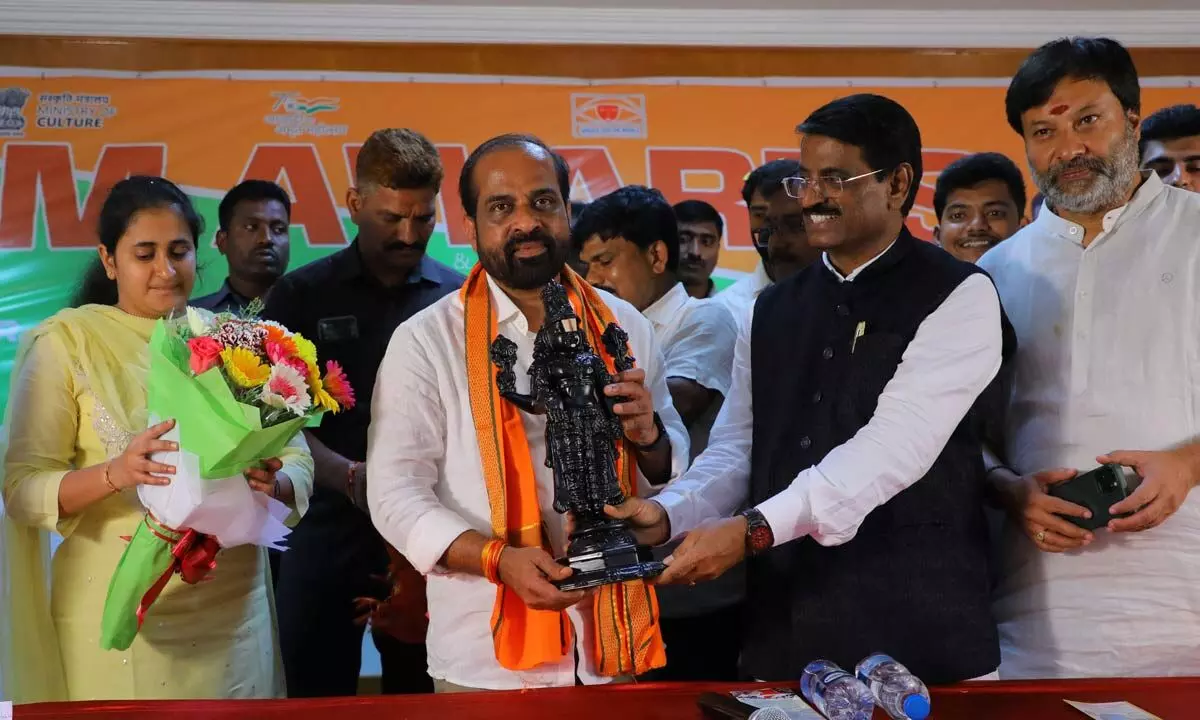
left=261, top=364, right=312, bottom=416
left=280, top=356, right=310, bottom=379
left=187, top=336, right=223, bottom=375
left=265, top=339, right=295, bottom=365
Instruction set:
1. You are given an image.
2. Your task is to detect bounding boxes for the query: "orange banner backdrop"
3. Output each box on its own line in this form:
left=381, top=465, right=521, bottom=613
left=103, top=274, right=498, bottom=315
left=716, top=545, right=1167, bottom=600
left=0, top=70, right=1197, bottom=412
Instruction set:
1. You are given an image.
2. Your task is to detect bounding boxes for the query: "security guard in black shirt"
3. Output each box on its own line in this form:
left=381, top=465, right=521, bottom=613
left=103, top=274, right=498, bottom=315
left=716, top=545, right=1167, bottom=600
left=263, top=128, right=462, bottom=697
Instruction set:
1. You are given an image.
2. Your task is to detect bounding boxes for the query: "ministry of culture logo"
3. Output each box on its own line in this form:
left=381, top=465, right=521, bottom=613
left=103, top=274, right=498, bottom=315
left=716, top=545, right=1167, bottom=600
left=265, top=91, right=348, bottom=138
left=571, top=94, right=647, bottom=139
left=35, top=92, right=118, bottom=130
left=0, top=87, right=31, bottom=138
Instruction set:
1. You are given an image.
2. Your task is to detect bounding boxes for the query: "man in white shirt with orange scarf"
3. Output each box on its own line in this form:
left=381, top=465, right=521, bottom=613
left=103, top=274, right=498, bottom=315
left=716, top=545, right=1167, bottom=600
left=366, top=134, right=688, bottom=691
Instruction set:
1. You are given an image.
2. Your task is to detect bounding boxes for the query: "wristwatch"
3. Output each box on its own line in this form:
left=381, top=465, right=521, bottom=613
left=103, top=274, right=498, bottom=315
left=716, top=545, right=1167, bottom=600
left=739, top=508, right=774, bottom=557
left=632, top=412, right=668, bottom=452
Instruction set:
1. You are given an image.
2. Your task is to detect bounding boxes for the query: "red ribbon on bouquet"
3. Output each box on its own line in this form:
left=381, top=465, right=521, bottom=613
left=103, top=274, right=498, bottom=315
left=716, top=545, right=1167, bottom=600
left=135, top=514, right=222, bottom=629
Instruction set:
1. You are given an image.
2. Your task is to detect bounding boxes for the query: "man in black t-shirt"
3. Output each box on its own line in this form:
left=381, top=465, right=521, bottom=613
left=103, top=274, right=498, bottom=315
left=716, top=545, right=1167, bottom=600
left=264, top=128, right=462, bottom=697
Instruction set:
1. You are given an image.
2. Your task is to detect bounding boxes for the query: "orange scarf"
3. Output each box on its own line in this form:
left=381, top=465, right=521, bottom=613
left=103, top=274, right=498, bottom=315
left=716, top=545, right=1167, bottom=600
left=461, top=264, right=666, bottom=677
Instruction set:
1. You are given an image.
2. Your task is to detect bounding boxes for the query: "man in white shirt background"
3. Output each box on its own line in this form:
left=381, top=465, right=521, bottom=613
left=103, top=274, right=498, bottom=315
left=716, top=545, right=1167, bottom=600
left=715, top=159, right=818, bottom=325
left=982, top=37, right=1200, bottom=679
left=573, top=185, right=742, bottom=681
left=609, top=93, right=1015, bottom=684
left=366, top=134, right=688, bottom=692
left=1139, top=103, right=1200, bottom=193
left=672, top=199, right=724, bottom=300
left=932, top=152, right=1027, bottom=264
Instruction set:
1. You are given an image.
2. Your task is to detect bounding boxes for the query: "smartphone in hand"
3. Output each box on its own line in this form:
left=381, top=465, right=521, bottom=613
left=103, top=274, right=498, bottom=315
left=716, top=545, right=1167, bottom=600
left=1046, top=463, right=1131, bottom=530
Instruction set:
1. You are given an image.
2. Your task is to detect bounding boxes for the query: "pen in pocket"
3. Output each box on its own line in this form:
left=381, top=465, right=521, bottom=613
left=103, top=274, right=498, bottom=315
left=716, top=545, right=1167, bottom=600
left=851, top=321, right=866, bottom=353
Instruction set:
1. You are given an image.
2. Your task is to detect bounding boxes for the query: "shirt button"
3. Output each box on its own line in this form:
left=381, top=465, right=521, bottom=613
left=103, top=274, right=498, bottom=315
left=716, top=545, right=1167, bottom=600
left=800, top=436, right=812, bottom=450
left=812, top=391, right=823, bottom=403
left=1069, top=227, right=1079, bottom=235
left=823, top=347, right=834, bottom=360
left=836, top=304, right=850, bottom=317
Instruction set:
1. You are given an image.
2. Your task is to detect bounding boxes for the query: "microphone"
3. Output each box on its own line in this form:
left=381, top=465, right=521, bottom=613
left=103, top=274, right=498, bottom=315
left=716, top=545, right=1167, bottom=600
left=697, top=692, right=792, bottom=720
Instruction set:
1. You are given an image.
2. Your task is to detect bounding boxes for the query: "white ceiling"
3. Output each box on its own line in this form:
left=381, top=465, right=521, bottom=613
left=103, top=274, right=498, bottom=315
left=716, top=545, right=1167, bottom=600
left=238, top=0, right=1195, bottom=7
left=236, top=0, right=1199, bottom=8
left=2, top=1, right=1199, bottom=48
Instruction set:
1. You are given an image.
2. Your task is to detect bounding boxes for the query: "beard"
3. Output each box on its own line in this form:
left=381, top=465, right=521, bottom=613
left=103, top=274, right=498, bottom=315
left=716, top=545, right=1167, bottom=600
left=1032, top=124, right=1141, bottom=215
left=479, top=227, right=568, bottom=291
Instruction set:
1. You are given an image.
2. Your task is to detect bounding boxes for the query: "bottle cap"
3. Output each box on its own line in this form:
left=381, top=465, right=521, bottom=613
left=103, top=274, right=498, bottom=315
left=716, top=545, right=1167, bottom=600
left=903, top=694, right=931, bottom=720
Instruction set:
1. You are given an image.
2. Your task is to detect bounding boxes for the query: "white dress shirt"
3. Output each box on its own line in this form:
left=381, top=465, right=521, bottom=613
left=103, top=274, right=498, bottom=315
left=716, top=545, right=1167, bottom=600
left=366, top=277, right=689, bottom=691
left=713, top=261, right=772, bottom=332
left=655, top=245, right=1003, bottom=549
left=642, top=283, right=737, bottom=461
left=979, top=174, right=1200, bottom=679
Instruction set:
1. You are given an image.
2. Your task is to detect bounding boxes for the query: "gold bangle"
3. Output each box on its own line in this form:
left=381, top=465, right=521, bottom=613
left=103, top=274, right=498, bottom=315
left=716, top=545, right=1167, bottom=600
left=103, top=462, right=119, bottom=494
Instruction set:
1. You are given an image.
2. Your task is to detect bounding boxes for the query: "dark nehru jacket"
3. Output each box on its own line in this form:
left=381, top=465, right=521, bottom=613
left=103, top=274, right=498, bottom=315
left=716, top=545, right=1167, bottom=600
left=745, top=228, right=1015, bottom=684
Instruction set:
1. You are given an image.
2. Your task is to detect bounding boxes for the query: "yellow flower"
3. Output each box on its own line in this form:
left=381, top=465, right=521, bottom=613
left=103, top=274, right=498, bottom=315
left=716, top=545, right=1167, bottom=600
left=221, top=347, right=270, bottom=388
left=306, top=364, right=323, bottom=394
left=314, top=385, right=340, bottom=414
left=292, top=333, right=318, bottom=370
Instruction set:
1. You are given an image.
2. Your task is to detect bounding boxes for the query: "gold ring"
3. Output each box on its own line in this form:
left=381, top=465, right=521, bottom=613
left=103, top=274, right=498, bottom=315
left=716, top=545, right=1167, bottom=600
left=1035, top=531, right=1046, bottom=542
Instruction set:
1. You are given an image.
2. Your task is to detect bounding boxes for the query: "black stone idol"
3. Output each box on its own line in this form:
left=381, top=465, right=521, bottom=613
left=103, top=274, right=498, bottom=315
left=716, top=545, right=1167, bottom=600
left=489, top=280, right=664, bottom=591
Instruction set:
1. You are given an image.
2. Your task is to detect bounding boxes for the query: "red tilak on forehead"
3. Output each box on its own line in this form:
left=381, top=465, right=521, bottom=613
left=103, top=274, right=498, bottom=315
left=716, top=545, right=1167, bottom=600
left=1049, top=104, right=1070, bottom=116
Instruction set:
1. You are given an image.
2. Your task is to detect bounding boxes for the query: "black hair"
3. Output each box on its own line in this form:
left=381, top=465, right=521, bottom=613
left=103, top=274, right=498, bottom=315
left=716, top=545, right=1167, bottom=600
left=672, top=199, right=724, bottom=238
left=218, top=179, right=291, bottom=232
left=933, top=152, right=1028, bottom=220
left=71, top=176, right=204, bottom=308
left=459, top=133, right=571, bottom=220
left=570, top=185, right=679, bottom=273
left=1005, top=37, right=1141, bottom=135
left=741, top=159, right=801, bottom=205
left=1140, top=104, right=1200, bottom=157
left=797, top=93, right=923, bottom=216
left=569, top=201, right=589, bottom=227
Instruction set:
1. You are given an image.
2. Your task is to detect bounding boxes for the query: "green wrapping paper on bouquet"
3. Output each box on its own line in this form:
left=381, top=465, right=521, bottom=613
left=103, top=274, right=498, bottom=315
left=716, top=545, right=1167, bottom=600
left=100, top=516, right=218, bottom=651
left=98, top=308, right=353, bottom=651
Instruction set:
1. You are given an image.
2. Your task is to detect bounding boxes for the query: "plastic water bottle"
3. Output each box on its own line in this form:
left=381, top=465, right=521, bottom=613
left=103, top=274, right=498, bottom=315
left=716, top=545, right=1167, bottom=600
left=800, top=660, right=875, bottom=720
left=855, top=653, right=931, bottom=720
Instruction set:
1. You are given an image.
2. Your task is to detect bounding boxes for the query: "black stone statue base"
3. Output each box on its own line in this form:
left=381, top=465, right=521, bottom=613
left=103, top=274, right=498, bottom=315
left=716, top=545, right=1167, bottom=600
left=553, top=519, right=665, bottom=592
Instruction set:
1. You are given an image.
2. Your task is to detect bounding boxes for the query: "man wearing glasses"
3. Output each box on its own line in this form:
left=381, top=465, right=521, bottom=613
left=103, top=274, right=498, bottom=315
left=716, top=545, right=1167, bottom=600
left=715, top=160, right=817, bottom=329
left=607, top=94, right=1015, bottom=684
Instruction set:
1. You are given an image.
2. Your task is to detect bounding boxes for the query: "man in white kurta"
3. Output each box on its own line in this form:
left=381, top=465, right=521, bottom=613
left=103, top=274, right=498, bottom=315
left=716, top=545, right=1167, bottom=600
left=982, top=36, right=1200, bottom=678
left=982, top=171, right=1200, bottom=678
left=365, top=135, right=688, bottom=691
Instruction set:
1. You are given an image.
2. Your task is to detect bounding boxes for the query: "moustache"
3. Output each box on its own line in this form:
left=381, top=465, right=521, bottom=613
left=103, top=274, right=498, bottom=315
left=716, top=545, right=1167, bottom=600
left=591, top=285, right=618, bottom=296
left=384, top=240, right=428, bottom=253
left=679, top=256, right=704, bottom=267
left=1048, top=155, right=1112, bottom=182
left=504, top=230, right=555, bottom=258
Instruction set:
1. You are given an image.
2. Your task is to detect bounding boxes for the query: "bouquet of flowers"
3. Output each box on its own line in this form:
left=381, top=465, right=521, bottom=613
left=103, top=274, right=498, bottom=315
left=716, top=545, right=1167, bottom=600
left=100, top=300, right=355, bottom=651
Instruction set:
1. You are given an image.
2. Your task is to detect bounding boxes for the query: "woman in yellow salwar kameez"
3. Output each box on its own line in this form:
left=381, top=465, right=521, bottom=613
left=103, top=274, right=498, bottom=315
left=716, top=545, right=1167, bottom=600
left=0, top=176, right=312, bottom=703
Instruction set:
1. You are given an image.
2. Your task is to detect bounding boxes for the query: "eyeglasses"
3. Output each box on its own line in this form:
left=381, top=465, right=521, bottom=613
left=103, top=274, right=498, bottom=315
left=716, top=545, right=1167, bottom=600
left=782, top=168, right=887, bottom=199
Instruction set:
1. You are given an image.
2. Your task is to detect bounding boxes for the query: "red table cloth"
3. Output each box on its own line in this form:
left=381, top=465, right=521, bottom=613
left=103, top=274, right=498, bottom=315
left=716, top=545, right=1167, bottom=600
left=14, top=677, right=1198, bottom=719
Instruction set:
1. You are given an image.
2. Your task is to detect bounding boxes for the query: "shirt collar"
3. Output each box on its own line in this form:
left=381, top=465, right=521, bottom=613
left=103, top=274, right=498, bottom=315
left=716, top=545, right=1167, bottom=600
left=223, top=278, right=249, bottom=302
left=1033, top=172, right=1165, bottom=247
left=485, top=274, right=528, bottom=333
left=643, top=282, right=690, bottom=331
left=822, top=238, right=899, bottom=283
left=750, top=261, right=773, bottom=296
left=333, top=238, right=433, bottom=285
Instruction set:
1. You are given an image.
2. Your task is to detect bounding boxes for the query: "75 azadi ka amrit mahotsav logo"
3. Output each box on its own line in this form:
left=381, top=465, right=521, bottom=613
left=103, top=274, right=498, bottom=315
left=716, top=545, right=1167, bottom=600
left=265, top=91, right=348, bottom=138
